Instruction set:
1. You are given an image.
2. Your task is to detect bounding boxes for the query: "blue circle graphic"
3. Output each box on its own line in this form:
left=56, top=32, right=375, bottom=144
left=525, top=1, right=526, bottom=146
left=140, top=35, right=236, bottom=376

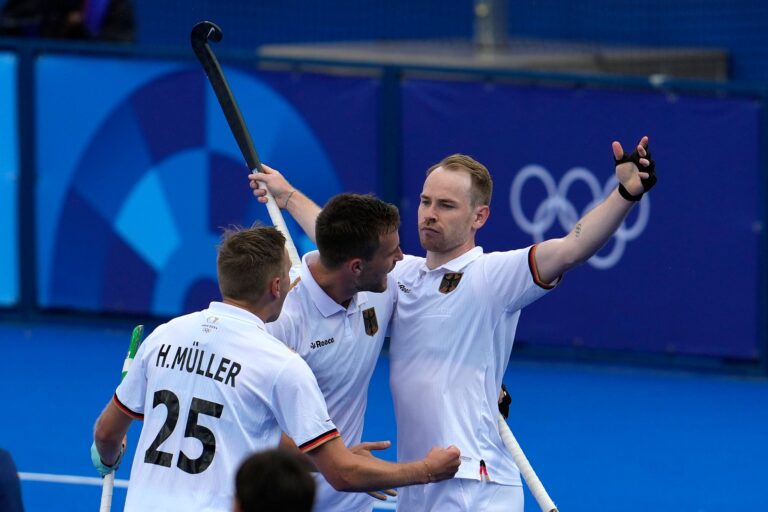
left=48, top=67, right=340, bottom=316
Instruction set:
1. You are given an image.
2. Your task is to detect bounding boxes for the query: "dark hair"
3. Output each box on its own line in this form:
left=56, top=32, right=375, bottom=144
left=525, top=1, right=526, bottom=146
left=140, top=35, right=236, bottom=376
left=235, top=449, right=315, bottom=512
left=426, top=154, right=493, bottom=206
left=315, top=193, right=400, bottom=268
left=217, top=226, right=286, bottom=305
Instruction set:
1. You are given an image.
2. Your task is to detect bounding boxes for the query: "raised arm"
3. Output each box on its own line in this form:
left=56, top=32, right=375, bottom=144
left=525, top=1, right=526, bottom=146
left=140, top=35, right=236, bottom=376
left=534, top=136, right=657, bottom=284
left=308, top=437, right=460, bottom=492
left=249, top=164, right=321, bottom=243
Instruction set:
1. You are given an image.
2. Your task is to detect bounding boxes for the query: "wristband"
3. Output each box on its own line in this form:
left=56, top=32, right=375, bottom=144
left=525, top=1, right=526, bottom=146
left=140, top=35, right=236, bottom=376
left=282, top=190, right=296, bottom=209
left=618, top=183, right=643, bottom=202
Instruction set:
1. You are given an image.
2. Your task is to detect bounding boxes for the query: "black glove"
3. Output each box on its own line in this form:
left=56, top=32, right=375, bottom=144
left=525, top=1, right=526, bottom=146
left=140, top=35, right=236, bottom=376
left=498, top=383, right=512, bottom=420
left=616, top=144, right=657, bottom=201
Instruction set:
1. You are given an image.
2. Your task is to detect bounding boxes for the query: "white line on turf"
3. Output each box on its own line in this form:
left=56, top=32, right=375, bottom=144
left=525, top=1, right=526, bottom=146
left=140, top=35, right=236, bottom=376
left=18, top=472, right=129, bottom=488
left=18, top=472, right=398, bottom=509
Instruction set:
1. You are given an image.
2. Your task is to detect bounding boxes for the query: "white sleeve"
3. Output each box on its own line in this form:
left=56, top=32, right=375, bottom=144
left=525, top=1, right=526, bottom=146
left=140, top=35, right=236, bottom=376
left=384, top=272, right=399, bottom=337
left=389, top=253, right=421, bottom=309
left=391, top=253, right=421, bottom=282
left=271, top=355, right=339, bottom=452
left=266, top=271, right=303, bottom=350
left=482, top=246, right=557, bottom=313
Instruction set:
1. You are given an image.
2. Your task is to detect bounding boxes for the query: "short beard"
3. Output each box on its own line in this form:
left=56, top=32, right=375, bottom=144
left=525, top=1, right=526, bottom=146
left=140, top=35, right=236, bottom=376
left=419, top=233, right=447, bottom=253
left=355, top=273, right=388, bottom=293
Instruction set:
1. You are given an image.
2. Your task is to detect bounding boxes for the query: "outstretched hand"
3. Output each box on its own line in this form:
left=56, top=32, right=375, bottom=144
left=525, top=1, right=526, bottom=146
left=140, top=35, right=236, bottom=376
left=613, top=135, right=656, bottom=198
left=350, top=441, right=398, bottom=501
left=248, top=164, right=296, bottom=208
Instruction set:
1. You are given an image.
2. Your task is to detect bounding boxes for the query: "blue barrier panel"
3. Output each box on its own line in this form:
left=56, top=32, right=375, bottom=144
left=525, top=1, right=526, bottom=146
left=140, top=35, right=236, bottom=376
left=36, top=55, right=379, bottom=316
left=0, top=52, right=18, bottom=307
left=401, top=78, right=763, bottom=359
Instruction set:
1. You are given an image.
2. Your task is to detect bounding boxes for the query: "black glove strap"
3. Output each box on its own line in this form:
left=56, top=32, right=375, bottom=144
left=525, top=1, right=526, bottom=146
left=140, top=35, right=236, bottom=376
left=498, top=383, right=512, bottom=420
left=615, top=144, right=657, bottom=201
left=618, top=183, right=643, bottom=202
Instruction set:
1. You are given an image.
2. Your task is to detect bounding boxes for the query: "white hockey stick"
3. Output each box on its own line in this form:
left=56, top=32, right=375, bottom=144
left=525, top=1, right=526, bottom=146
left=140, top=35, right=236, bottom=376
left=99, top=325, right=144, bottom=512
left=498, top=414, right=558, bottom=512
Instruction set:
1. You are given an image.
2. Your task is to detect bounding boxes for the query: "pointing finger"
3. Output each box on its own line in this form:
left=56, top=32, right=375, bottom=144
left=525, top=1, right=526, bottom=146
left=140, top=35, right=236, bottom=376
left=360, top=440, right=392, bottom=451
left=612, top=141, right=624, bottom=160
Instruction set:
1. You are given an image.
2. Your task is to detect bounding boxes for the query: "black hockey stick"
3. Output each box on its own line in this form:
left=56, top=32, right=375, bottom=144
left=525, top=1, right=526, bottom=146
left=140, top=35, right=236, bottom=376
left=190, top=20, right=300, bottom=266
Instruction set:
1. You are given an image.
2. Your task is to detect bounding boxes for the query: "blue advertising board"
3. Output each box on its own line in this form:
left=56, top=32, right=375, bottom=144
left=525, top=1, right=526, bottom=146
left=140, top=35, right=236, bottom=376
left=0, top=53, right=18, bottom=307
left=400, top=79, right=763, bottom=359
left=36, top=55, right=379, bottom=316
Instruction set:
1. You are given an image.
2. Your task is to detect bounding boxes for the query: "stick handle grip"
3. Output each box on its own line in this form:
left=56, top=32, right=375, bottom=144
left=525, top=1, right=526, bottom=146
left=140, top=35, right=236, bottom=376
left=262, top=188, right=301, bottom=267
left=98, top=325, right=143, bottom=512
left=99, top=473, right=115, bottom=512
left=498, top=414, right=558, bottom=512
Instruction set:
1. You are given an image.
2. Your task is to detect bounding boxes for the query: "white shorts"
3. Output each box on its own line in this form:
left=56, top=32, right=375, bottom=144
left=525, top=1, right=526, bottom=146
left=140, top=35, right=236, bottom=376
left=396, top=478, right=523, bottom=512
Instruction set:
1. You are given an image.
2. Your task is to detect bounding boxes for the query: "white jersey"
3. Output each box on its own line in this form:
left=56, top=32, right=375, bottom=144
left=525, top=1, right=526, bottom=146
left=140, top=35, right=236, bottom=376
left=267, top=251, right=397, bottom=512
left=115, top=302, right=338, bottom=512
left=390, top=246, right=555, bottom=489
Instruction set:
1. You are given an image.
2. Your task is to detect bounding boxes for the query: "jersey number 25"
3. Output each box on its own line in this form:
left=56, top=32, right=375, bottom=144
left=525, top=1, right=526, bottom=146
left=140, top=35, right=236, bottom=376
left=144, top=390, right=224, bottom=474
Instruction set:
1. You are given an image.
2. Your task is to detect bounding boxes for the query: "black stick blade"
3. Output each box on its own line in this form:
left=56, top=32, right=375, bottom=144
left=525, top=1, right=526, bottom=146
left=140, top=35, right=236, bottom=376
left=189, top=20, right=261, bottom=172
left=191, top=21, right=222, bottom=52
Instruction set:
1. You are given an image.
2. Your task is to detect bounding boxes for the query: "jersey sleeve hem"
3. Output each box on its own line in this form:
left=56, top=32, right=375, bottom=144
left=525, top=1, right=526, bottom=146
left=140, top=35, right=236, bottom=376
left=527, top=244, right=560, bottom=290
left=113, top=393, right=144, bottom=420
left=298, top=429, right=340, bottom=453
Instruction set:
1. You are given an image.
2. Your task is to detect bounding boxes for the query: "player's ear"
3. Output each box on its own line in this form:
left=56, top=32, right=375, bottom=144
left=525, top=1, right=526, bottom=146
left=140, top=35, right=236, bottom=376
left=473, top=204, right=490, bottom=229
left=269, top=276, right=281, bottom=298
left=348, top=258, right=364, bottom=276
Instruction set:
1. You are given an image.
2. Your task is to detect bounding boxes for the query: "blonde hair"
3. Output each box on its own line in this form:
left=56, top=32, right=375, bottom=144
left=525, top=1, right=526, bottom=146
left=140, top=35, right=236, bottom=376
left=217, top=226, right=285, bottom=305
left=426, top=154, right=493, bottom=206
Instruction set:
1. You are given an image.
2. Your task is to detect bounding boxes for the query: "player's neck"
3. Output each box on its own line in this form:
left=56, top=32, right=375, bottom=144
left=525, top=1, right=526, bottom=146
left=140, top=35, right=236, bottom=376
left=222, top=298, right=273, bottom=324
left=426, top=240, right=476, bottom=270
left=308, top=260, right=356, bottom=307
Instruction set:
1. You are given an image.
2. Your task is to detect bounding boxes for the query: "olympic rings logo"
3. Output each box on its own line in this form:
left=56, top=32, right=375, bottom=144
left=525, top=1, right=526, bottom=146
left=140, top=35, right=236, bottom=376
left=509, top=165, right=650, bottom=269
